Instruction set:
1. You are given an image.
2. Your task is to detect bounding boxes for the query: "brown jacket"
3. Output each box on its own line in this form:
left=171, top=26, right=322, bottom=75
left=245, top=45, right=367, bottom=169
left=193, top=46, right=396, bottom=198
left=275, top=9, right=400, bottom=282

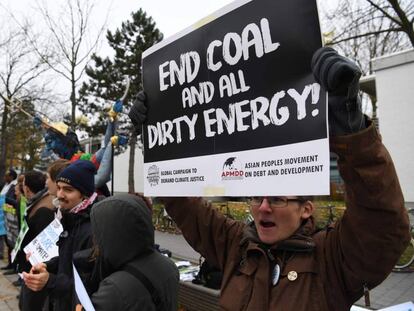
left=27, top=190, right=54, bottom=219
left=165, top=124, right=411, bottom=311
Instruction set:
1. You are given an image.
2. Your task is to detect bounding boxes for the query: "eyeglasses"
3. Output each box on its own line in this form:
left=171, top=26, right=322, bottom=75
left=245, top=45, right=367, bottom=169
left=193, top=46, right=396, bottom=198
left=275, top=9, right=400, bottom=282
left=247, top=197, right=305, bottom=208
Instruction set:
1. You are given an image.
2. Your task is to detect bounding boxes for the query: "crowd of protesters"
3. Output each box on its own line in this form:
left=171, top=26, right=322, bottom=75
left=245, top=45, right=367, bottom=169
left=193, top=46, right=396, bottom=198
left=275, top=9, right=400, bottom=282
left=0, top=158, right=179, bottom=311
left=0, top=84, right=181, bottom=310
left=0, top=47, right=410, bottom=311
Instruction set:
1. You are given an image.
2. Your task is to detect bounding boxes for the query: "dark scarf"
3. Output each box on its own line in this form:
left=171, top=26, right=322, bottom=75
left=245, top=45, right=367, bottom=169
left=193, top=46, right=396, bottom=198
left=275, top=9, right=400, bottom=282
left=237, top=218, right=317, bottom=282
left=240, top=217, right=316, bottom=254
left=26, top=188, right=50, bottom=218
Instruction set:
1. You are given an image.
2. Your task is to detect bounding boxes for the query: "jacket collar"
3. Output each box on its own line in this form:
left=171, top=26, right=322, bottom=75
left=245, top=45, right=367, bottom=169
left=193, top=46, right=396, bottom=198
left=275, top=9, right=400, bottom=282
left=27, top=188, right=47, bottom=205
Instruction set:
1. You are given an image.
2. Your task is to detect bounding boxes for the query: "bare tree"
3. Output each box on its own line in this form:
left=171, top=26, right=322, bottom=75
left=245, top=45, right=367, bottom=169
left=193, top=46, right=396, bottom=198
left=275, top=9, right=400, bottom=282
left=323, top=1, right=413, bottom=50
left=0, top=23, right=51, bottom=178
left=321, top=0, right=412, bottom=74
left=366, top=0, right=414, bottom=46
left=19, top=0, right=109, bottom=127
left=320, top=0, right=413, bottom=122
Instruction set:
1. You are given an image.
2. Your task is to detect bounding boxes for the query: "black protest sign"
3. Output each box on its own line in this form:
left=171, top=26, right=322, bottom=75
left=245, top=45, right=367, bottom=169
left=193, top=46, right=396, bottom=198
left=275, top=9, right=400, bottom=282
left=4, top=203, right=19, bottom=246
left=143, top=0, right=324, bottom=162
left=142, top=0, right=329, bottom=196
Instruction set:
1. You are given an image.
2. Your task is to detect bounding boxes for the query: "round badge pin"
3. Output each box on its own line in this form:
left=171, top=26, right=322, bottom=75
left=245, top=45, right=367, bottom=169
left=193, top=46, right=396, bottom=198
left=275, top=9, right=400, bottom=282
left=287, top=271, right=298, bottom=281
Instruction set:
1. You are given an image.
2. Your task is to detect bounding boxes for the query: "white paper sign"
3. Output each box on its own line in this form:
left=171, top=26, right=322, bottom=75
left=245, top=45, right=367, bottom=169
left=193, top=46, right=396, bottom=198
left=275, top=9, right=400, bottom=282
left=23, top=218, right=63, bottom=265
left=144, top=139, right=329, bottom=197
left=73, top=264, right=95, bottom=311
left=351, top=302, right=414, bottom=311
left=379, top=302, right=414, bottom=311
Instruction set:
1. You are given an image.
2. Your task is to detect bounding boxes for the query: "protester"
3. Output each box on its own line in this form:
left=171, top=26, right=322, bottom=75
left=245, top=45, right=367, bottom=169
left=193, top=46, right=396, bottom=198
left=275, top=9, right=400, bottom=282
left=23, top=160, right=99, bottom=311
left=15, top=174, right=26, bottom=226
left=3, top=174, right=26, bottom=275
left=3, top=173, right=22, bottom=273
left=15, top=160, right=70, bottom=310
left=81, top=194, right=179, bottom=310
left=16, top=170, right=54, bottom=310
left=0, top=169, right=17, bottom=199
left=0, top=169, right=18, bottom=266
left=128, top=47, right=411, bottom=310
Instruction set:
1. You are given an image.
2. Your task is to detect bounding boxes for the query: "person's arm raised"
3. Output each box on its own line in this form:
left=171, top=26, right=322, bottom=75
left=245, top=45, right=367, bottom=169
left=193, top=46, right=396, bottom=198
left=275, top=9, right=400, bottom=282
left=312, top=47, right=410, bottom=304
left=163, top=197, right=246, bottom=270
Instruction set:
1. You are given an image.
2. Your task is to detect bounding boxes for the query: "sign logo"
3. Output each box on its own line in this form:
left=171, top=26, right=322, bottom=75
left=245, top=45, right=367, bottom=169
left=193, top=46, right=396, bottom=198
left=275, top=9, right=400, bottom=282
left=147, top=165, right=160, bottom=186
left=221, top=157, right=244, bottom=180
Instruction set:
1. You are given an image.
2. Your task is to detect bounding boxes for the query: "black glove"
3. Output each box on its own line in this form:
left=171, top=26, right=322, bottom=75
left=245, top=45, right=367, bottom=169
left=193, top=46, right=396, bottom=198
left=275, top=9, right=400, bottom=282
left=128, top=91, right=147, bottom=135
left=311, top=47, right=366, bottom=136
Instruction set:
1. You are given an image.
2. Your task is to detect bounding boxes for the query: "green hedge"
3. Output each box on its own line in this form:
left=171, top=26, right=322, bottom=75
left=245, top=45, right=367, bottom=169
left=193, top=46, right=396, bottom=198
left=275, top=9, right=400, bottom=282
left=152, top=200, right=346, bottom=232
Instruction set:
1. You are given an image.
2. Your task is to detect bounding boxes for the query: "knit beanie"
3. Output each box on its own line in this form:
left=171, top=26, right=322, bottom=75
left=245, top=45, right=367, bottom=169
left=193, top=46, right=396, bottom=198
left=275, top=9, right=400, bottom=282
left=56, top=160, right=96, bottom=196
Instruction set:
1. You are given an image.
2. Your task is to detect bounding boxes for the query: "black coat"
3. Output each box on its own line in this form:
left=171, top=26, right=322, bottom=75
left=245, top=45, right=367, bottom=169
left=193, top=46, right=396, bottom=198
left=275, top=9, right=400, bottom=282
left=86, top=194, right=179, bottom=311
left=16, top=189, right=55, bottom=273
left=17, top=189, right=55, bottom=311
left=46, top=202, right=96, bottom=311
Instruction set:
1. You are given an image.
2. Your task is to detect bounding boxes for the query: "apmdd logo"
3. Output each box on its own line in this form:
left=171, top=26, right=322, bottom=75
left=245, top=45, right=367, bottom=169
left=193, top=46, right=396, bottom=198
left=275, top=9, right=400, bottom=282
left=147, top=165, right=160, bottom=186
left=221, top=157, right=244, bottom=180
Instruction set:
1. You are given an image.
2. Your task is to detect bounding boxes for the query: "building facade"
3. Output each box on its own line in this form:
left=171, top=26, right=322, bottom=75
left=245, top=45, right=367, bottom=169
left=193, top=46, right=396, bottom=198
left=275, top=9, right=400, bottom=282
left=372, top=49, right=414, bottom=208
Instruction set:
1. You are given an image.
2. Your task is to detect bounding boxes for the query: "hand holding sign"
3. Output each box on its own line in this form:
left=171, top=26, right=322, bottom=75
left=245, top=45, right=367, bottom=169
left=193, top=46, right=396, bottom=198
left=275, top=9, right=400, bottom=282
left=22, top=263, right=49, bottom=292
left=311, top=47, right=366, bottom=136
left=129, top=91, right=148, bottom=135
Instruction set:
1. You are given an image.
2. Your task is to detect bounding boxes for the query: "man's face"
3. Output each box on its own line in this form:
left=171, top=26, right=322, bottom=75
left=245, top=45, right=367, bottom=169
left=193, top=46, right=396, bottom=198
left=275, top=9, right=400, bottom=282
left=22, top=178, right=31, bottom=199
left=56, top=181, right=84, bottom=210
left=250, top=197, right=313, bottom=245
left=46, top=173, right=57, bottom=196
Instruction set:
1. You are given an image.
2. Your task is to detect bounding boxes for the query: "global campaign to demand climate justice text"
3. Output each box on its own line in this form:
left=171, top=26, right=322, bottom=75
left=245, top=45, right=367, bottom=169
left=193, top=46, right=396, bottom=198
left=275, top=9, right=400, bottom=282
left=142, top=0, right=330, bottom=197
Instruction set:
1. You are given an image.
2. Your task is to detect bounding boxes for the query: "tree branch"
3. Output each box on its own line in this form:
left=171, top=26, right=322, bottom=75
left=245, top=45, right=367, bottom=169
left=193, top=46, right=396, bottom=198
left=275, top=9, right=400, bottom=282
left=331, top=27, right=403, bottom=45
left=365, top=0, right=402, bottom=25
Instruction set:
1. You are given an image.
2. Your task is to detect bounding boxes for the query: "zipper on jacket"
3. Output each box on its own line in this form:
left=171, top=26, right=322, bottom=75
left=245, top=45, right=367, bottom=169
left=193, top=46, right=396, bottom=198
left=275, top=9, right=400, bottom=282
left=267, top=248, right=275, bottom=262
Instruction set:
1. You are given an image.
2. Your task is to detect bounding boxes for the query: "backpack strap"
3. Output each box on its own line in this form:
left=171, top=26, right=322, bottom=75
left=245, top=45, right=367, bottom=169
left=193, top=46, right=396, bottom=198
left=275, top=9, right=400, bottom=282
left=123, top=265, right=164, bottom=310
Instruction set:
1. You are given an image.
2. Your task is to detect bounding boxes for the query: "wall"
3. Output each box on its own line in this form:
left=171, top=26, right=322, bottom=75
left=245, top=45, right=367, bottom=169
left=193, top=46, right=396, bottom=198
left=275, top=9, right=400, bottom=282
left=373, top=49, right=414, bottom=208
left=108, top=145, right=145, bottom=193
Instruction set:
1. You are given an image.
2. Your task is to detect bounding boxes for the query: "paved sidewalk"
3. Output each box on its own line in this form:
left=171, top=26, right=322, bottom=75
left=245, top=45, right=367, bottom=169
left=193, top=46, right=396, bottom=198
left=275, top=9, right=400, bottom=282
left=0, top=261, right=19, bottom=311
left=156, top=230, right=200, bottom=263
left=155, top=230, right=414, bottom=310
left=0, top=233, right=411, bottom=310
left=355, top=271, right=414, bottom=309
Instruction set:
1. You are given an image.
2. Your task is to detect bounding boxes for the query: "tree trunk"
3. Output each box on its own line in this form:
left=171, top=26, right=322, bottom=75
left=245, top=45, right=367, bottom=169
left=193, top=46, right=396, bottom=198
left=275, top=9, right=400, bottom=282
left=71, top=69, right=76, bottom=127
left=387, top=0, right=414, bottom=48
left=128, top=133, right=137, bottom=193
left=9, top=141, right=14, bottom=170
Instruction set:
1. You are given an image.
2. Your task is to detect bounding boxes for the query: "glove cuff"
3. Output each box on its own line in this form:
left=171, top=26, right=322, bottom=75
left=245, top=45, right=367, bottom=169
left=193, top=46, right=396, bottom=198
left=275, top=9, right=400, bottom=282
left=328, top=94, right=367, bottom=136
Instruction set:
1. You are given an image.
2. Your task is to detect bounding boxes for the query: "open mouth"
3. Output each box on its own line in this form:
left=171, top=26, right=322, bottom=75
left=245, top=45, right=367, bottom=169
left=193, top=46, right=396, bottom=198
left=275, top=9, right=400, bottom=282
left=260, top=220, right=276, bottom=228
